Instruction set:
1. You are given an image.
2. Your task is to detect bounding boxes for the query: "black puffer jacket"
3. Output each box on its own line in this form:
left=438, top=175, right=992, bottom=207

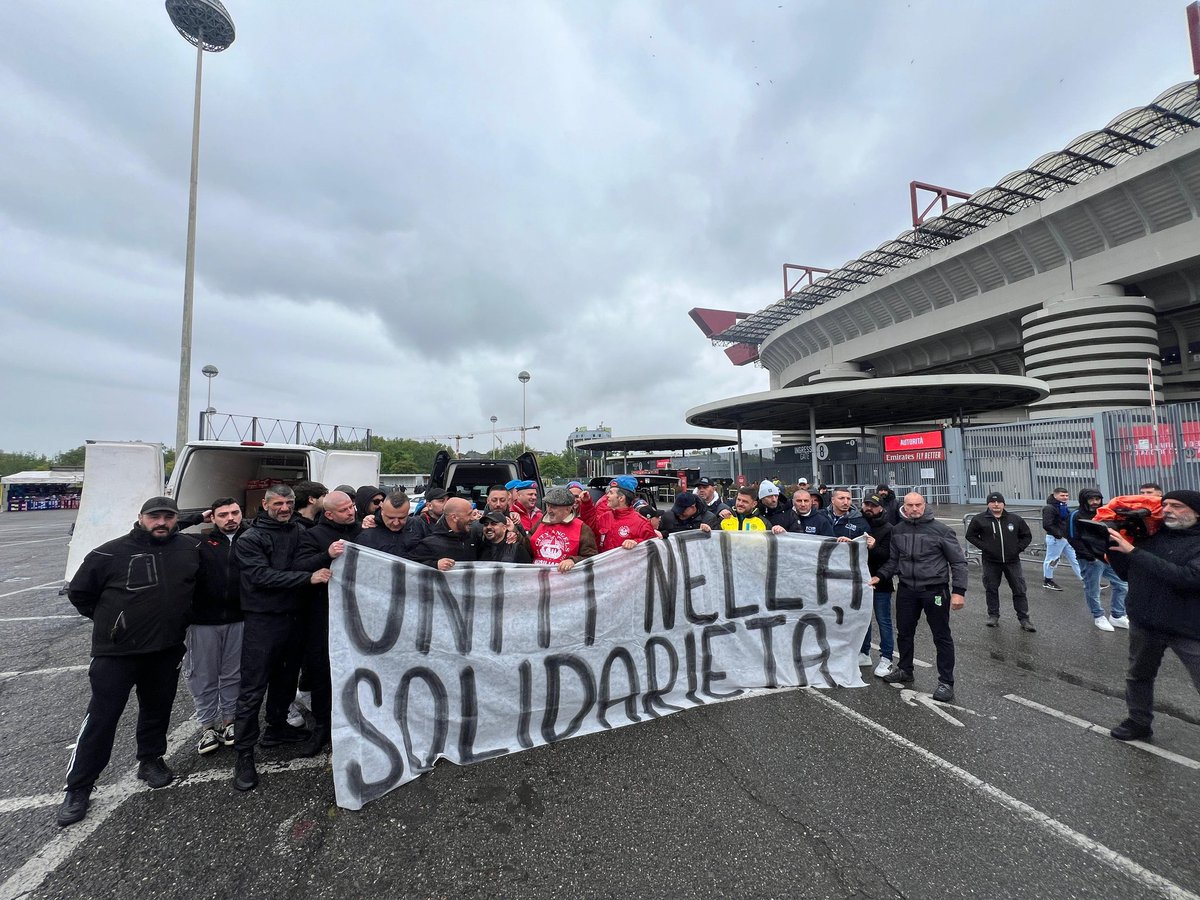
left=193, top=525, right=246, bottom=626
left=862, top=511, right=894, bottom=593
left=965, top=510, right=1032, bottom=563
left=1041, top=494, right=1070, bottom=539
left=1109, top=522, right=1200, bottom=638
left=659, top=507, right=720, bottom=535
left=69, top=526, right=199, bottom=656
left=411, top=517, right=481, bottom=567
left=294, top=518, right=362, bottom=573
left=1068, top=489, right=1105, bottom=561
left=356, top=524, right=420, bottom=559
left=759, top=502, right=800, bottom=533
left=877, top=509, right=967, bottom=595
left=235, top=513, right=312, bottom=614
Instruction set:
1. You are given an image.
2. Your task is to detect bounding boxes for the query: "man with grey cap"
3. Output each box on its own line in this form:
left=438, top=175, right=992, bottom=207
left=528, top=487, right=598, bottom=571
left=58, top=496, right=200, bottom=827
left=1106, top=489, right=1200, bottom=741
left=966, top=492, right=1034, bottom=631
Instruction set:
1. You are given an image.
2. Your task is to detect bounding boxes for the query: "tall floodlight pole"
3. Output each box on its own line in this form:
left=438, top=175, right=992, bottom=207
left=166, top=0, right=236, bottom=456
left=201, top=364, right=219, bottom=440
left=518, top=371, right=531, bottom=452
left=490, top=415, right=498, bottom=459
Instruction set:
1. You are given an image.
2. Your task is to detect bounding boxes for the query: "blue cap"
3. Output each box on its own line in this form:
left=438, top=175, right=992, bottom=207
left=610, top=475, right=638, bottom=493
left=566, top=480, right=585, bottom=490
left=506, top=479, right=535, bottom=490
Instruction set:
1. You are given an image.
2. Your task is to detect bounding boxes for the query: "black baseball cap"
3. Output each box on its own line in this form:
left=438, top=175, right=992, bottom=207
left=140, top=496, right=179, bottom=515
left=480, top=510, right=508, bottom=525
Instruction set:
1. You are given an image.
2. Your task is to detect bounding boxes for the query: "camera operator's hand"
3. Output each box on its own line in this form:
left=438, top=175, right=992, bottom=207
left=1107, top=530, right=1135, bottom=554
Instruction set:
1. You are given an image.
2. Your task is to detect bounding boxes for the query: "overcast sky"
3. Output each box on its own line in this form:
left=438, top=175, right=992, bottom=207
left=1, top=1, right=1191, bottom=457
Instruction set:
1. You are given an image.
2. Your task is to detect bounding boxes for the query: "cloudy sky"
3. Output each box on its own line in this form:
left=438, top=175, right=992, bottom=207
left=2, top=1, right=1191, bottom=456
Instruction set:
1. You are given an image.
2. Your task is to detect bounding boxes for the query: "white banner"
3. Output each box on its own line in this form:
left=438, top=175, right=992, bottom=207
left=328, top=531, right=871, bottom=810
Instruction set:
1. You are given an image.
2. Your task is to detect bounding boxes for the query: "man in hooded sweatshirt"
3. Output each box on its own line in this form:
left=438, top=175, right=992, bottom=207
left=1106, top=490, right=1200, bottom=741
left=1040, top=487, right=1083, bottom=591
left=874, top=492, right=967, bottom=703
left=578, top=475, right=658, bottom=550
left=659, top=491, right=719, bottom=536
left=1068, top=488, right=1129, bottom=632
left=757, top=480, right=801, bottom=533
left=353, top=485, right=386, bottom=523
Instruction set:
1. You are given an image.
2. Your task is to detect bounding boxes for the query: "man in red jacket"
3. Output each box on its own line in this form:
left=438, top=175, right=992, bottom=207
left=529, top=487, right=599, bottom=571
left=579, top=475, right=658, bottom=551
left=508, top=479, right=543, bottom=532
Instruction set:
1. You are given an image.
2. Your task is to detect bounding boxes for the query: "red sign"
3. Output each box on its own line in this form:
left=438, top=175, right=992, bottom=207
left=678, top=473, right=688, bottom=491
left=735, top=474, right=747, bottom=487
left=655, top=459, right=669, bottom=470
left=1117, top=425, right=1175, bottom=468
left=884, top=430, right=943, bottom=452
left=883, top=449, right=946, bottom=463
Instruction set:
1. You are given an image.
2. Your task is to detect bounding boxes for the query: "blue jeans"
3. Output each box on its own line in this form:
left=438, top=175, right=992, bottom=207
left=1043, top=536, right=1082, bottom=580
left=860, top=590, right=894, bottom=660
left=1080, top=559, right=1127, bottom=619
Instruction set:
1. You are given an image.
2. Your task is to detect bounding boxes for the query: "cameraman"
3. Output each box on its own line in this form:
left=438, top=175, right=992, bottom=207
left=1106, top=490, right=1200, bottom=742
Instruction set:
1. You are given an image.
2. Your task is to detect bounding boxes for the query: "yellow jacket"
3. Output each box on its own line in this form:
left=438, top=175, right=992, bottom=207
left=720, top=513, right=768, bottom=532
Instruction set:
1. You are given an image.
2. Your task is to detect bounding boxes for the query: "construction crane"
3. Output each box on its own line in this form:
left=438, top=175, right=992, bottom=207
left=479, top=424, right=540, bottom=457
left=413, top=433, right=476, bottom=454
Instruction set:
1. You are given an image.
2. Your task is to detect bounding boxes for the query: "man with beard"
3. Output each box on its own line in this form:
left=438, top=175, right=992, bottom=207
left=694, top=477, right=732, bottom=518
left=292, top=491, right=362, bottom=756
left=292, top=481, right=328, bottom=529
left=1069, top=488, right=1129, bottom=631
left=57, top=497, right=200, bottom=827
left=859, top=494, right=896, bottom=677
left=484, top=483, right=522, bottom=527
left=187, top=497, right=247, bottom=757
left=357, top=492, right=418, bottom=558
left=792, top=488, right=833, bottom=536
left=757, top=481, right=800, bottom=533
left=231, top=485, right=331, bottom=792
left=477, top=510, right=534, bottom=563
left=1107, top=490, right=1200, bottom=741
left=579, top=475, right=658, bottom=550
left=719, top=488, right=770, bottom=532
left=874, top=492, right=967, bottom=703
left=875, top=484, right=902, bottom=524
left=408, top=487, right=448, bottom=545
left=966, top=492, right=1035, bottom=632
left=528, top=487, right=599, bottom=571
left=353, top=485, right=386, bottom=522
left=659, top=491, right=719, bottom=536
left=412, top=497, right=481, bottom=569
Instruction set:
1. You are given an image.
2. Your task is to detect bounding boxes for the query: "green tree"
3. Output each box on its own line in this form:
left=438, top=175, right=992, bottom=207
left=53, top=445, right=87, bottom=467
left=0, top=450, right=50, bottom=479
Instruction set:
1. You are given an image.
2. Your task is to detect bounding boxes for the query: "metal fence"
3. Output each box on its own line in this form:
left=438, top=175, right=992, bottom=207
left=960, top=416, right=1099, bottom=504
left=1102, top=402, right=1200, bottom=494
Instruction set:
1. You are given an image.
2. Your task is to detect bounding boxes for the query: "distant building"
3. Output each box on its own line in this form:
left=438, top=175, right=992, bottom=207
left=566, top=425, right=612, bottom=453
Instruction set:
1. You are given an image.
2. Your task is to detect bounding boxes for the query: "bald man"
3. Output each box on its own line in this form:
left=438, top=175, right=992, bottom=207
left=412, top=497, right=481, bottom=571
left=872, top=492, right=967, bottom=703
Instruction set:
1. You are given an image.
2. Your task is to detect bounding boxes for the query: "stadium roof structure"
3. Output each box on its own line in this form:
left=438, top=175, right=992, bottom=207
left=574, top=434, right=739, bottom=453
left=714, top=80, right=1200, bottom=347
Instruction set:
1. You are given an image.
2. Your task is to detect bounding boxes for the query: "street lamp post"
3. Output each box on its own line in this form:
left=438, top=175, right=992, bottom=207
left=201, top=364, right=219, bottom=440
left=490, top=415, right=498, bottom=459
left=165, top=0, right=236, bottom=456
left=518, top=371, right=531, bottom=452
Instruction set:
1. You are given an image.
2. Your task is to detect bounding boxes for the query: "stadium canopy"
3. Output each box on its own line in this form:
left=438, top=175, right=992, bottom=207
left=575, top=434, right=739, bottom=453
left=714, top=80, right=1200, bottom=347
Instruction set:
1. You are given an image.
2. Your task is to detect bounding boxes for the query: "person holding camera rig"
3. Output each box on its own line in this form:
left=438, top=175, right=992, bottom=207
left=1105, top=490, right=1200, bottom=742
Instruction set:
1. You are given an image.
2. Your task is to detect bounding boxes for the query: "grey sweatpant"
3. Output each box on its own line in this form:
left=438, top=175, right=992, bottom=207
left=184, top=622, right=243, bottom=727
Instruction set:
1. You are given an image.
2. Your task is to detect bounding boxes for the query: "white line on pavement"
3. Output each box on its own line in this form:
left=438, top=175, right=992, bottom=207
left=0, top=665, right=88, bottom=680
left=0, top=616, right=77, bottom=623
left=0, top=755, right=331, bottom=816
left=0, top=582, right=64, bottom=599
left=805, top=688, right=1200, bottom=900
left=0, top=538, right=69, bottom=548
left=870, top=643, right=932, bottom=668
left=1004, top=694, right=1200, bottom=771
left=0, top=721, right=198, bottom=900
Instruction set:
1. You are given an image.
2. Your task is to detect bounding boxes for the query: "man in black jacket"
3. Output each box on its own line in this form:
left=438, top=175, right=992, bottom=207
left=792, top=489, right=833, bottom=536
left=357, top=491, right=418, bottom=558
left=659, top=491, right=719, bottom=536
left=477, top=510, right=533, bottom=562
left=292, top=491, right=361, bottom=756
left=966, top=492, right=1035, bottom=632
left=860, top=494, right=896, bottom=677
left=185, top=498, right=247, bottom=757
left=1068, top=488, right=1129, bottom=632
left=231, top=484, right=331, bottom=791
left=1040, top=487, right=1082, bottom=591
left=1106, top=490, right=1200, bottom=741
left=757, top=481, right=800, bottom=533
left=58, top=497, right=199, bottom=827
left=412, top=497, right=480, bottom=569
left=874, top=492, right=967, bottom=702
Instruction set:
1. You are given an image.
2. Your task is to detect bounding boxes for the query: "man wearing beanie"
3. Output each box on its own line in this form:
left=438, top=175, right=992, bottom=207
left=578, top=475, right=657, bottom=551
left=1106, top=489, right=1200, bottom=741
left=966, top=492, right=1035, bottom=631
left=659, top=491, right=719, bottom=536
left=757, top=480, right=800, bottom=533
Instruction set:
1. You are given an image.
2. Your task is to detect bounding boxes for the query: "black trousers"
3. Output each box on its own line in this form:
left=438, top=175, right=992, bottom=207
left=304, top=601, right=332, bottom=728
left=896, top=584, right=955, bottom=685
left=1125, top=620, right=1200, bottom=727
left=233, top=611, right=306, bottom=751
left=981, top=558, right=1029, bottom=619
left=65, top=645, right=185, bottom=792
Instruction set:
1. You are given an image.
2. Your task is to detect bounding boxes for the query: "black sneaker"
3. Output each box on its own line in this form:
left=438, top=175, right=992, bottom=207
left=986, top=615, right=1000, bottom=627
left=931, top=682, right=955, bottom=703
left=882, top=668, right=913, bottom=684
left=234, top=749, right=259, bottom=791
left=55, top=788, right=91, bottom=827
left=1043, top=579, right=1063, bottom=591
left=297, top=725, right=330, bottom=758
left=260, top=723, right=311, bottom=748
left=1110, top=719, right=1153, bottom=742
left=1019, top=619, right=1037, bottom=633
left=137, top=757, right=174, bottom=789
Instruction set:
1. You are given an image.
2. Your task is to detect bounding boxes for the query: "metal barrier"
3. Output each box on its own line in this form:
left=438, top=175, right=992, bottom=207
left=1102, top=402, right=1200, bottom=494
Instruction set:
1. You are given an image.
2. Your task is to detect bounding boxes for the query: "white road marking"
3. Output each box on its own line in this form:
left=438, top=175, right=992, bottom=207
left=0, top=754, right=331, bottom=815
left=0, top=665, right=88, bottom=680
left=1004, top=694, right=1200, bottom=771
left=0, top=616, right=77, bottom=623
left=0, top=582, right=64, bottom=599
left=0, top=538, right=69, bottom=548
left=870, top=643, right=932, bottom=668
left=805, top=688, right=1200, bottom=900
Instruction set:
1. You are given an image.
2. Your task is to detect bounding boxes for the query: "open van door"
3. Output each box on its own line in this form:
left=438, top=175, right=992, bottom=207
left=318, top=450, right=381, bottom=492
left=516, top=451, right=543, bottom=493
left=428, top=450, right=451, bottom=489
left=65, top=442, right=165, bottom=583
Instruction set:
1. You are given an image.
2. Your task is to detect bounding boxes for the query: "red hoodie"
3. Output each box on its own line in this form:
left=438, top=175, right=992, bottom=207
left=511, top=500, right=543, bottom=533
left=579, top=493, right=657, bottom=551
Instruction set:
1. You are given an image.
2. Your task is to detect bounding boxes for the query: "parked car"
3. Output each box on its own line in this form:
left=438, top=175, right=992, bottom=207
left=426, top=450, right=543, bottom=508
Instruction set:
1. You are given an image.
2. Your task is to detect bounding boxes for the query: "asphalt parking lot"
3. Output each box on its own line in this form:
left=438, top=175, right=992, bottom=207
left=1, top=508, right=1197, bottom=900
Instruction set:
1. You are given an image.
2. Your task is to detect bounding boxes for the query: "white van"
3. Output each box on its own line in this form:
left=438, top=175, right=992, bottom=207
left=64, top=440, right=379, bottom=582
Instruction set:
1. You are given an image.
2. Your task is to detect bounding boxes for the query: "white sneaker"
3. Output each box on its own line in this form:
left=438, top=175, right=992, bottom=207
left=286, top=691, right=312, bottom=727
left=1109, top=615, right=1130, bottom=629
left=873, top=659, right=893, bottom=678
left=197, top=727, right=221, bottom=755
left=1094, top=616, right=1115, bottom=632
left=858, top=653, right=872, bottom=667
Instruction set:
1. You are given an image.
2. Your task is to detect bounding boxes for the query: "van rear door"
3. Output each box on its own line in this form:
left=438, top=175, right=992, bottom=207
left=319, top=450, right=381, bottom=490
left=65, top=441, right=165, bottom=583
left=428, top=450, right=451, bottom=489
left=516, top=450, right=543, bottom=492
